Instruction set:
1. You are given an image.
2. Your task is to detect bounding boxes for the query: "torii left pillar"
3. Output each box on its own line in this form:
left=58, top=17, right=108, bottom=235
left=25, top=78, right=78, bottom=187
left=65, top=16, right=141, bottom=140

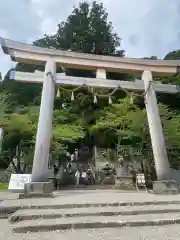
left=24, top=60, right=56, bottom=197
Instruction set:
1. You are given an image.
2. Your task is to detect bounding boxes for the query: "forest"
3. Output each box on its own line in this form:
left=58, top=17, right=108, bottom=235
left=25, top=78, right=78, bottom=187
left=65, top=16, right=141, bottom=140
left=1, top=1, right=180, bottom=174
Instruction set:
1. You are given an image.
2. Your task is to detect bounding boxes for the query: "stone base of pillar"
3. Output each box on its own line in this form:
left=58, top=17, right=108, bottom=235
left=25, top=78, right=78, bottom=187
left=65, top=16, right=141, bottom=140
left=153, top=180, right=180, bottom=194
left=19, top=182, right=54, bottom=199
left=115, top=176, right=134, bottom=189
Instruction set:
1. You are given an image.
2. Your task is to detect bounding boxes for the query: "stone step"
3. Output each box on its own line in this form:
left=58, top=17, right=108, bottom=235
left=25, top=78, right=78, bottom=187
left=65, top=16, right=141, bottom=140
left=7, top=225, right=180, bottom=240
left=9, top=204, right=180, bottom=222
left=2, top=199, right=180, bottom=215
left=11, top=212, right=180, bottom=233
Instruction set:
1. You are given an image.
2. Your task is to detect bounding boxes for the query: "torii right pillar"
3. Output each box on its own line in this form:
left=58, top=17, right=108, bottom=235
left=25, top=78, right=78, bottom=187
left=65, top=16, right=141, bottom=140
left=142, top=70, right=178, bottom=194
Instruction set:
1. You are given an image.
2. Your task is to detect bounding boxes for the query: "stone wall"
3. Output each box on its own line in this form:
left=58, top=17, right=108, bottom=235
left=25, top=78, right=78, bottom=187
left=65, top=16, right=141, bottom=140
left=171, top=169, right=180, bottom=181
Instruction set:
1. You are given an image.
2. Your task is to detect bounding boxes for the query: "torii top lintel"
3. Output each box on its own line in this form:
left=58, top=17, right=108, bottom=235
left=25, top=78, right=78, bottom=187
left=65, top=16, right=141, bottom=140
left=1, top=37, right=180, bottom=76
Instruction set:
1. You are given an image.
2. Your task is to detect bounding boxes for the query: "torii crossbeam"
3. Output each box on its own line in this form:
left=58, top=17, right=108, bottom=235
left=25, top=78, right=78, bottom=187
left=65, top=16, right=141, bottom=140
left=1, top=37, right=180, bottom=195
left=10, top=70, right=180, bottom=94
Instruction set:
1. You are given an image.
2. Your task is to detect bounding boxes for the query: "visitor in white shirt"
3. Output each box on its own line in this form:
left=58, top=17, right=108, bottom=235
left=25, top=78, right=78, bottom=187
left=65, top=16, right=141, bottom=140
left=81, top=171, right=88, bottom=185
left=75, top=170, right=80, bottom=186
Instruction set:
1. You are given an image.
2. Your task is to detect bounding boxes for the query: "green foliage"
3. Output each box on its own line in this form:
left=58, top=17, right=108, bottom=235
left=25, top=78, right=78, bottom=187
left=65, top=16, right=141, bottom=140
left=0, top=103, right=37, bottom=171
left=91, top=99, right=180, bottom=167
left=53, top=124, right=85, bottom=143
left=0, top=183, right=8, bottom=190
left=164, top=50, right=180, bottom=60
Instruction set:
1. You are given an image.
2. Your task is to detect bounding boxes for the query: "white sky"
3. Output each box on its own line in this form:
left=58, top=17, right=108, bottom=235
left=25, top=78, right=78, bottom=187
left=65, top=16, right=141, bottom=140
left=0, top=0, right=180, bottom=77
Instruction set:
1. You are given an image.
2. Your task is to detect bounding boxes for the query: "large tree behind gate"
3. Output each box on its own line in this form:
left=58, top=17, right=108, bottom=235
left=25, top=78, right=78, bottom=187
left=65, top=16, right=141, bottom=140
left=34, top=1, right=123, bottom=56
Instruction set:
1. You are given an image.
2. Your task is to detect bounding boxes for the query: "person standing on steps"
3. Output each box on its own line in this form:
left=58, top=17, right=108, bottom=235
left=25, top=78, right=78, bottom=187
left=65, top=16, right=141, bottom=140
left=87, top=168, right=93, bottom=185
left=75, top=169, right=80, bottom=187
left=81, top=169, right=88, bottom=185
left=56, top=164, right=64, bottom=190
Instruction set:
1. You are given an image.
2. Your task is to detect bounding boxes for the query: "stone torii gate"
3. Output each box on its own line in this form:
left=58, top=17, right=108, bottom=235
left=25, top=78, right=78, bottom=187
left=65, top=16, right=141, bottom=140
left=1, top=37, right=180, bottom=195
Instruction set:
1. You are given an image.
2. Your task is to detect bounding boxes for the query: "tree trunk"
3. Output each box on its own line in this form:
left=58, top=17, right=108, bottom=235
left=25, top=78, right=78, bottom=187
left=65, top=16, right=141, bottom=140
left=16, top=145, right=21, bottom=173
left=11, top=160, right=18, bottom=173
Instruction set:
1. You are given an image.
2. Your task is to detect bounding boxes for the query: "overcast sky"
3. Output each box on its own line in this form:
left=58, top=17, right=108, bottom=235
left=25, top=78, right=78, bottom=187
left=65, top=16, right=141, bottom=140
left=0, top=0, right=180, bottom=77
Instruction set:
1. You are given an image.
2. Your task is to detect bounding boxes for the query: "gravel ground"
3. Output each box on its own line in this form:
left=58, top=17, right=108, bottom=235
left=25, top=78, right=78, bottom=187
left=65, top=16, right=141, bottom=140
left=0, top=191, right=19, bottom=201
left=1, top=219, right=180, bottom=240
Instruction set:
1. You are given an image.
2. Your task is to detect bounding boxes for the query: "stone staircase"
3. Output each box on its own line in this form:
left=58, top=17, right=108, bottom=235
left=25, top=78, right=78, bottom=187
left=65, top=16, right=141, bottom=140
left=9, top=201, right=180, bottom=233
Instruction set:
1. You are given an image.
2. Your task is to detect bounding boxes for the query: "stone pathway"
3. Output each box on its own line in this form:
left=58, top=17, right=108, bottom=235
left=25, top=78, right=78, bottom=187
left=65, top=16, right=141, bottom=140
left=1, top=189, right=180, bottom=239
